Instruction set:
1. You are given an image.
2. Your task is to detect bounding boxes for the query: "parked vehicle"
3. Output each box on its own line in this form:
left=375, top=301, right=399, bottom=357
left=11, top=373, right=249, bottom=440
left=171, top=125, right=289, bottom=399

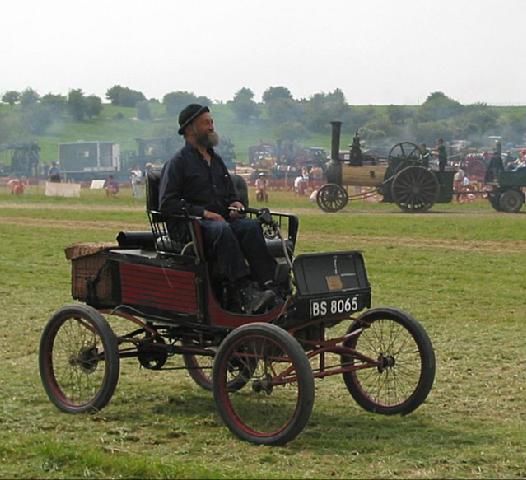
left=486, top=166, right=526, bottom=213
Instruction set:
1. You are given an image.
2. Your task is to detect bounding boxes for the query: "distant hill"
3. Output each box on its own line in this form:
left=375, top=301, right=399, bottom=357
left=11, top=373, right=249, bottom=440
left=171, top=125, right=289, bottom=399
left=1, top=101, right=525, bottom=168
left=0, top=103, right=318, bottom=165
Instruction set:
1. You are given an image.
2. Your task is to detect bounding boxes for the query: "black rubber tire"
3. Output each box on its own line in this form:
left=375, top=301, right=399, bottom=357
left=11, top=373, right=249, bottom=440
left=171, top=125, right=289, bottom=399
left=39, top=304, right=120, bottom=413
left=488, top=192, right=503, bottom=211
left=341, top=307, right=435, bottom=415
left=498, top=189, right=524, bottom=213
left=213, top=323, right=314, bottom=445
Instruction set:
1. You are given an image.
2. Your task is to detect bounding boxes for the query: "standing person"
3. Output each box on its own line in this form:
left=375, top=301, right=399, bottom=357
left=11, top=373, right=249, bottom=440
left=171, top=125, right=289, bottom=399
left=7, top=178, right=26, bottom=195
left=294, top=174, right=306, bottom=196
left=436, top=138, right=448, bottom=172
left=130, top=165, right=144, bottom=198
left=104, top=175, right=119, bottom=198
left=453, top=166, right=465, bottom=203
left=158, top=104, right=276, bottom=314
left=254, top=172, right=269, bottom=202
left=48, top=162, right=62, bottom=183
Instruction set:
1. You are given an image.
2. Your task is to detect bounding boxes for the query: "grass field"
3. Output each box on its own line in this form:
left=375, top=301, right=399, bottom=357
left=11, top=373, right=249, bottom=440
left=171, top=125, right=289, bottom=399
left=0, top=187, right=524, bottom=478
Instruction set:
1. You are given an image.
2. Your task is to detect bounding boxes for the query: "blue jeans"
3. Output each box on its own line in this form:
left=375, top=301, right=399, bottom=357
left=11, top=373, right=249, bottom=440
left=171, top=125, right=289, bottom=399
left=199, top=218, right=277, bottom=285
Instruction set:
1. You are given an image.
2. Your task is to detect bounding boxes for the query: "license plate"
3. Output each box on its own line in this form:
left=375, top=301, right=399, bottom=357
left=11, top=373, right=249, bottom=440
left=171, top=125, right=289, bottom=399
left=310, top=295, right=359, bottom=318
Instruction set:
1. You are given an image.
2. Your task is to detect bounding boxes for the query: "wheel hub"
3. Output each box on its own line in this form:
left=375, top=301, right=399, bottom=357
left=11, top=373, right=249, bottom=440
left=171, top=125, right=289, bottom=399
left=70, top=346, right=99, bottom=373
left=377, top=353, right=395, bottom=372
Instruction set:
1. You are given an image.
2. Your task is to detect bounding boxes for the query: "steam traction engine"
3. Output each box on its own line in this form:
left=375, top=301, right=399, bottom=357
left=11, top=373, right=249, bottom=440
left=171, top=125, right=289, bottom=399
left=316, top=122, right=455, bottom=213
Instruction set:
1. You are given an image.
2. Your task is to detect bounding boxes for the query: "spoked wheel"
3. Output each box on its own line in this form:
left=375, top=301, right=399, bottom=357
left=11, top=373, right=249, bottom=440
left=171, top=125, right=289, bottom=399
left=498, top=189, right=524, bottom=213
left=213, top=323, right=314, bottom=445
left=388, top=142, right=422, bottom=164
left=341, top=307, right=435, bottom=415
left=183, top=344, right=255, bottom=392
left=39, top=305, right=120, bottom=413
left=391, top=166, right=439, bottom=212
left=316, top=183, right=349, bottom=212
left=183, top=346, right=216, bottom=391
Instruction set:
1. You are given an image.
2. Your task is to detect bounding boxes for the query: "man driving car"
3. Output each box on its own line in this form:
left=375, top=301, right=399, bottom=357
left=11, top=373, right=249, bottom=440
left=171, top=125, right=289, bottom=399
left=158, top=104, right=277, bottom=314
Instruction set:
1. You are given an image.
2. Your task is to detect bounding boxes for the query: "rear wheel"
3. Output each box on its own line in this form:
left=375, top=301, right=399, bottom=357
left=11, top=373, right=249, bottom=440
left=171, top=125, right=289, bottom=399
left=183, top=348, right=215, bottom=391
left=39, top=305, right=120, bottom=413
left=391, top=166, right=439, bottom=212
left=213, top=323, right=314, bottom=445
left=184, top=344, right=255, bottom=392
left=341, top=308, right=435, bottom=415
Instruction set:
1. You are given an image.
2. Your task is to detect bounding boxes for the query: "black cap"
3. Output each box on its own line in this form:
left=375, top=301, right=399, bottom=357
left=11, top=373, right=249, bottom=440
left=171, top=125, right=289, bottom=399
left=178, top=104, right=210, bottom=135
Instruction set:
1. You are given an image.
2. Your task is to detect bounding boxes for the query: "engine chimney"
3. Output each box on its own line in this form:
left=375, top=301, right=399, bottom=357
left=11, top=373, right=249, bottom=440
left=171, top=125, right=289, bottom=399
left=325, top=121, right=343, bottom=185
left=330, top=121, right=342, bottom=161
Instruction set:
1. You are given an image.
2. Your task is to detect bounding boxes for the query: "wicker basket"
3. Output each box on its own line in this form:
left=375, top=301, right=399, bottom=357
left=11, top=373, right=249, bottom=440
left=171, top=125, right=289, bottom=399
left=65, top=243, right=116, bottom=302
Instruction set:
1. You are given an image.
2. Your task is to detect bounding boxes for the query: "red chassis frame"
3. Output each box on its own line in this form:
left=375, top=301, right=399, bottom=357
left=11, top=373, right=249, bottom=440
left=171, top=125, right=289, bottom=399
left=98, top=301, right=380, bottom=386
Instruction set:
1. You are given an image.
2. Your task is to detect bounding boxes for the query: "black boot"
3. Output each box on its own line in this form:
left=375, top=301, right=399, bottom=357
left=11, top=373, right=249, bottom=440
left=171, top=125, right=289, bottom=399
left=237, top=281, right=275, bottom=315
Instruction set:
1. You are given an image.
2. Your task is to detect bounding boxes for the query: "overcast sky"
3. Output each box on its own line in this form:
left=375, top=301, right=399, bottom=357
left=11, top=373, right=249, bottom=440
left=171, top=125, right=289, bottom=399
left=1, top=0, right=525, bottom=105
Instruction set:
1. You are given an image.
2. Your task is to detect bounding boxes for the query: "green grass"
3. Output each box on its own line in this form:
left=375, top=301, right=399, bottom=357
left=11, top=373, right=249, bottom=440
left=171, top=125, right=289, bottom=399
left=0, top=190, right=525, bottom=478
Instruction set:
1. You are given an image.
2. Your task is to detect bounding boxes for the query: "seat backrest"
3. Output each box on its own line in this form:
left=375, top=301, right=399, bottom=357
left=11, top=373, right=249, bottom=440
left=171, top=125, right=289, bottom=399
left=144, top=168, right=201, bottom=257
left=146, top=169, right=162, bottom=213
left=145, top=168, right=172, bottom=252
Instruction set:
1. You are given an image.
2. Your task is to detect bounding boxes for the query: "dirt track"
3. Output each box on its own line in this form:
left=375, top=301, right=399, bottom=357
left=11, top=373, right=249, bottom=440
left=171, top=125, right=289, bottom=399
left=0, top=217, right=146, bottom=231
left=298, top=232, right=526, bottom=253
left=0, top=201, right=143, bottom=212
left=3, top=201, right=526, bottom=218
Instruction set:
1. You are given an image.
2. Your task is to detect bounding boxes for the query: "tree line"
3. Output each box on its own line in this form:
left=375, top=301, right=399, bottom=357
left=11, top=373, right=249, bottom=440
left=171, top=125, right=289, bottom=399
left=1, top=85, right=525, bottom=148
left=228, top=88, right=526, bottom=147
left=0, top=88, right=102, bottom=136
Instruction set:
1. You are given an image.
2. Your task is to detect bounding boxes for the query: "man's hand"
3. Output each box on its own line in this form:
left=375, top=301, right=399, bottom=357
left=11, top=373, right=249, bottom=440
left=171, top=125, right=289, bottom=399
left=203, top=210, right=225, bottom=222
left=228, top=201, right=245, bottom=220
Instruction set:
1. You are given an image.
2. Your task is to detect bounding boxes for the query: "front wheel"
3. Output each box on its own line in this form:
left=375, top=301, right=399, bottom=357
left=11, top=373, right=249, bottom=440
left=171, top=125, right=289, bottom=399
left=39, top=304, right=120, bottom=413
left=498, top=189, right=524, bottom=213
left=487, top=191, right=503, bottom=211
left=213, top=323, right=314, bottom=445
left=316, top=184, right=349, bottom=212
left=341, top=307, right=435, bottom=415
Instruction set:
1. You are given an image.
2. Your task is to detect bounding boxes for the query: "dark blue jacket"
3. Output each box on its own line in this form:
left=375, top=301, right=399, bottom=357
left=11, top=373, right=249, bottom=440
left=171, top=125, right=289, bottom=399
left=159, top=142, right=239, bottom=219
